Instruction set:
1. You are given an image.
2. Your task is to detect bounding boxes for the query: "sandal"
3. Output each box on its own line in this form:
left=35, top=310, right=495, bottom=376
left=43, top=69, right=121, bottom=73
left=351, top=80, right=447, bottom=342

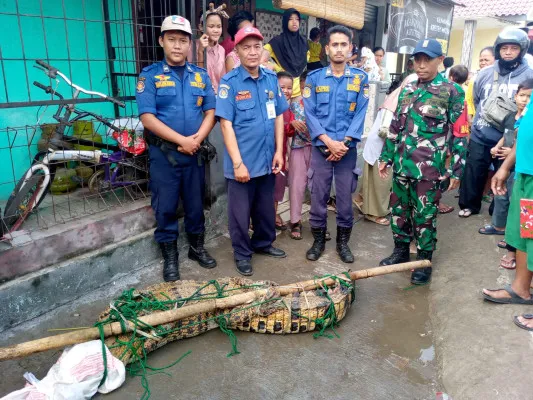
left=290, top=222, right=303, bottom=240
left=458, top=208, right=472, bottom=218
left=499, top=255, right=516, bottom=270
left=513, top=314, right=533, bottom=331
left=482, top=285, right=533, bottom=304
left=365, top=215, right=390, bottom=226
left=497, top=240, right=507, bottom=249
left=438, top=203, right=455, bottom=214
left=353, top=198, right=364, bottom=214
left=325, top=230, right=332, bottom=241
left=478, top=225, right=505, bottom=235
left=275, top=216, right=287, bottom=231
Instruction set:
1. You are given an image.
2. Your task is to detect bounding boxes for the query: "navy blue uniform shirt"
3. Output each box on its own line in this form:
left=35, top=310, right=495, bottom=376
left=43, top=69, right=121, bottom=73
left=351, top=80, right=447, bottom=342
left=136, top=60, right=216, bottom=137
left=215, top=66, right=289, bottom=179
left=303, top=65, right=369, bottom=147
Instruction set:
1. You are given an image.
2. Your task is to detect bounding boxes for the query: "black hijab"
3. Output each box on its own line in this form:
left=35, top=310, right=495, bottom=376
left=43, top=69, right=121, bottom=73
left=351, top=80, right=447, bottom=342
left=268, top=9, right=308, bottom=77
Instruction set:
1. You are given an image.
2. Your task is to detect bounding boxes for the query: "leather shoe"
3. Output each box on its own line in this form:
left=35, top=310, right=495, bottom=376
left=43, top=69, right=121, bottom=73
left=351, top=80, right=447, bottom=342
left=235, top=259, right=253, bottom=276
left=255, top=246, right=286, bottom=258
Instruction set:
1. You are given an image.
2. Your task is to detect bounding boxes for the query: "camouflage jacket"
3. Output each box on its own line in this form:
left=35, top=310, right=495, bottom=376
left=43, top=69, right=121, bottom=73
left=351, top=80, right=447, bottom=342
left=380, top=74, right=465, bottom=181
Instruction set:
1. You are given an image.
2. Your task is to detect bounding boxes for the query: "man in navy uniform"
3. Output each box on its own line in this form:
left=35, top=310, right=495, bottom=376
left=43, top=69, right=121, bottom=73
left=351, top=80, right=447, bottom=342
left=136, top=15, right=217, bottom=281
left=216, top=26, right=289, bottom=276
left=303, top=25, right=369, bottom=263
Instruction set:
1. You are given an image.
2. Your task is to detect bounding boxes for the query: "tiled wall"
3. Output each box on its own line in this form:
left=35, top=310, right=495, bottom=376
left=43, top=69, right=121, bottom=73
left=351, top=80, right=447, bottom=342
left=255, top=10, right=308, bottom=44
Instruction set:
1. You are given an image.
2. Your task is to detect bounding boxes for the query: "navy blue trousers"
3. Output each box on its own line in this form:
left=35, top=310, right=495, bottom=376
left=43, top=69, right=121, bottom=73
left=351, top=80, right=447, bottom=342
left=309, top=147, right=358, bottom=228
left=227, top=174, right=276, bottom=260
left=149, top=145, right=205, bottom=243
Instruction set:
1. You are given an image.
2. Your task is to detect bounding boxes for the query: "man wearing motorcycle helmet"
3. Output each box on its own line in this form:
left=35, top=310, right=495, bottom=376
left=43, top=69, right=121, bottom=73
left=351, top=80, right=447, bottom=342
left=459, top=27, right=533, bottom=218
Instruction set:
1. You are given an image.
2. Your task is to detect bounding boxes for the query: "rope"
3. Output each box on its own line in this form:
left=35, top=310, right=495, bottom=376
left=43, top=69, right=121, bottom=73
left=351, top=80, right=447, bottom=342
left=94, top=280, right=273, bottom=399
left=216, top=315, right=240, bottom=357
left=94, top=276, right=354, bottom=398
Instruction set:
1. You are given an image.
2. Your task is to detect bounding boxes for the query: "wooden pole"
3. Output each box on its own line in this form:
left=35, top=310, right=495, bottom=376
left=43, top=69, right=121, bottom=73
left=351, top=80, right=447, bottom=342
left=0, top=261, right=430, bottom=361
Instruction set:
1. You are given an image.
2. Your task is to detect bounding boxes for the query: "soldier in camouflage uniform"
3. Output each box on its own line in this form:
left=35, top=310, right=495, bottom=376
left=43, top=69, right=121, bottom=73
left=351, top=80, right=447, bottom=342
left=378, top=38, right=465, bottom=284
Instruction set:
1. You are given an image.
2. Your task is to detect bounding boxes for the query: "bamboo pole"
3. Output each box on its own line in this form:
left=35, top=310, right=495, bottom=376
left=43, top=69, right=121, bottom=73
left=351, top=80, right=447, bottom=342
left=0, top=261, right=429, bottom=361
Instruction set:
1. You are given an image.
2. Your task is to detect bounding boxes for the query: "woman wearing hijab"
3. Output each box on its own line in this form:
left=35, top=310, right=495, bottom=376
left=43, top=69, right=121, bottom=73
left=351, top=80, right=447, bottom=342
left=261, top=8, right=308, bottom=98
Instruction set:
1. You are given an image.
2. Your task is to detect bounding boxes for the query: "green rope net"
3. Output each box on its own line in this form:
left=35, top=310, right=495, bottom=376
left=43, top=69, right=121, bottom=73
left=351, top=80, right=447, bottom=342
left=94, top=276, right=355, bottom=399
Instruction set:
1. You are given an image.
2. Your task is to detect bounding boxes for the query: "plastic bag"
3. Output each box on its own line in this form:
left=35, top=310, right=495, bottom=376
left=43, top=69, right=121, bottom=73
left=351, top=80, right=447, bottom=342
left=1, top=340, right=125, bottom=400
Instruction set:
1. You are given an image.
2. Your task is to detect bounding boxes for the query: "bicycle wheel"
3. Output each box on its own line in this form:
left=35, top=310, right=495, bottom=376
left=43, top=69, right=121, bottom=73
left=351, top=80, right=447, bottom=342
left=3, top=167, right=51, bottom=231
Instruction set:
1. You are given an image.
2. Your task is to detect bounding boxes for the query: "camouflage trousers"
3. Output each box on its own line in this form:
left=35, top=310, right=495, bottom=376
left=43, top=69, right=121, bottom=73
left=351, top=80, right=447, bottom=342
left=450, top=136, right=468, bottom=179
left=390, top=174, right=442, bottom=251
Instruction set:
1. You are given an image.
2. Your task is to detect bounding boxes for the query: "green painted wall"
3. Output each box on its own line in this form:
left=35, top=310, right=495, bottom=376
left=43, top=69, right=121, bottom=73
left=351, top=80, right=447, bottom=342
left=0, top=0, right=136, bottom=200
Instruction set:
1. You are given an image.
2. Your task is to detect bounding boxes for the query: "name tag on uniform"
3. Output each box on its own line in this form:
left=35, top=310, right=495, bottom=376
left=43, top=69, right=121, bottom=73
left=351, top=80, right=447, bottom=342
left=266, top=100, right=276, bottom=119
left=316, top=86, right=330, bottom=93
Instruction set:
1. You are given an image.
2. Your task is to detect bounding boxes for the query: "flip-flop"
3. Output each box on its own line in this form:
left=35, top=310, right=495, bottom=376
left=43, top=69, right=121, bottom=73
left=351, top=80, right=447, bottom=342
left=497, top=240, right=507, bottom=249
left=353, top=199, right=364, bottom=214
left=478, top=225, right=505, bottom=235
left=438, top=204, right=455, bottom=214
left=365, top=215, right=390, bottom=226
left=482, top=285, right=533, bottom=304
left=513, top=314, right=533, bottom=331
left=499, top=255, right=516, bottom=270
left=459, top=209, right=473, bottom=218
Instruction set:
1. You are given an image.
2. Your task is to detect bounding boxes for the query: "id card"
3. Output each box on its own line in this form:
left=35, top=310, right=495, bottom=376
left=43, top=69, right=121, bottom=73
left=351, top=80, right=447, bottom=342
left=520, top=198, right=533, bottom=239
left=266, top=100, right=276, bottom=119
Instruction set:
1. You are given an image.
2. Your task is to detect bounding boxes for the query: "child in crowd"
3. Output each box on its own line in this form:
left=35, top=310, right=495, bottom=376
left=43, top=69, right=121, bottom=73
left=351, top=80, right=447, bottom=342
left=479, top=79, right=533, bottom=269
left=438, top=64, right=469, bottom=214
left=275, top=71, right=295, bottom=230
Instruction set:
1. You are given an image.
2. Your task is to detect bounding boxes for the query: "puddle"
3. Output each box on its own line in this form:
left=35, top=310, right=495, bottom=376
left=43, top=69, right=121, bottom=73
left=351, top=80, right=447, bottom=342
left=419, top=345, right=435, bottom=364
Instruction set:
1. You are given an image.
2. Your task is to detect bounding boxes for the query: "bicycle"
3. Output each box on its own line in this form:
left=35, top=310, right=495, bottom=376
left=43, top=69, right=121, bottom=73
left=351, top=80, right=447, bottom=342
left=1, top=60, right=148, bottom=236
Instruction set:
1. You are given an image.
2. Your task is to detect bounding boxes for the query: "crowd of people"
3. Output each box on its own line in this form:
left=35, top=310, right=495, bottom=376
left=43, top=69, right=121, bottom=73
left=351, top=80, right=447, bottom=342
left=135, top=9, right=533, bottom=332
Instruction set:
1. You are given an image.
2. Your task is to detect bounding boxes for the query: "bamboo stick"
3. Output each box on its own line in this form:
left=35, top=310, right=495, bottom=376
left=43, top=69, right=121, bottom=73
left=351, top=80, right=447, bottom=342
left=278, top=260, right=431, bottom=295
left=0, top=261, right=429, bottom=361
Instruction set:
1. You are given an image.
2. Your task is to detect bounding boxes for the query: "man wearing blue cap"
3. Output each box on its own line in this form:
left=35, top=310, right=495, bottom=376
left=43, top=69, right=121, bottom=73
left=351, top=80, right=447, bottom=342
left=378, top=38, right=465, bottom=284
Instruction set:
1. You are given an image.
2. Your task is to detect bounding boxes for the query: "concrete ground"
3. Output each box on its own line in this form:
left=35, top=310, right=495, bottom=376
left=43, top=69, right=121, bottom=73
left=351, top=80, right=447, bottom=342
left=0, top=192, right=532, bottom=399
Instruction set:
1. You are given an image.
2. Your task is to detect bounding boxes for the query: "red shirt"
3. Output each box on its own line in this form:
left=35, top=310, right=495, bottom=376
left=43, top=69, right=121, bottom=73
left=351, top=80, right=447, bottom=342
left=453, top=101, right=469, bottom=138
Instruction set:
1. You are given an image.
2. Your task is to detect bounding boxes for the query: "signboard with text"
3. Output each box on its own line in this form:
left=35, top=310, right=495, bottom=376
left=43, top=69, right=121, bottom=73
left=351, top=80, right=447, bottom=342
left=387, top=0, right=453, bottom=55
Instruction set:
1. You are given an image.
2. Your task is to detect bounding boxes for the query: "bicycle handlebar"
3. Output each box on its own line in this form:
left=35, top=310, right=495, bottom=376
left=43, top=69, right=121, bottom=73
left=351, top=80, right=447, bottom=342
left=105, top=96, right=125, bottom=108
left=33, top=81, right=64, bottom=99
left=36, top=59, right=58, bottom=78
left=35, top=60, right=125, bottom=108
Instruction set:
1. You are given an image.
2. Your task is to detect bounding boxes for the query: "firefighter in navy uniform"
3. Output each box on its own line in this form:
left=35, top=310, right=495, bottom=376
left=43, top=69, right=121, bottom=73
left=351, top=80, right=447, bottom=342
left=136, top=15, right=217, bottom=281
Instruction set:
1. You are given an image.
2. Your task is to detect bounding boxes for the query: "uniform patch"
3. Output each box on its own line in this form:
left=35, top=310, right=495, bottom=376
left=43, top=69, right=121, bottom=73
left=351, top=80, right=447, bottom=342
left=155, top=80, right=176, bottom=88
left=190, top=82, right=206, bottom=89
left=154, top=74, right=171, bottom=81
left=347, top=84, right=360, bottom=92
left=236, top=91, right=252, bottom=101
left=268, top=90, right=274, bottom=100
left=136, top=80, right=145, bottom=93
left=197, top=96, right=203, bottom=107
left=219, top=87, right=228, bottom=99
left=138, top=76, right=146, bottom=81
left=363, top=84, right=369, bottom=99
left=220, top=84, right=230, bottom=90
left=195, top=72, right=203, bottom=83
left=353, top=75, right=361, bottom=86
left=303, top=86, right=311, bottom=98
left=316, top=86, right=330, bottom=93
left=349, top=102, right=356, bottom=112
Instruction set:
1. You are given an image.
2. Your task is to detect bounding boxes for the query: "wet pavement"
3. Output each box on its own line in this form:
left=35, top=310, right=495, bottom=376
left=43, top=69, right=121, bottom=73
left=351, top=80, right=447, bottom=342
left=0, top=210, right=439, bottom=399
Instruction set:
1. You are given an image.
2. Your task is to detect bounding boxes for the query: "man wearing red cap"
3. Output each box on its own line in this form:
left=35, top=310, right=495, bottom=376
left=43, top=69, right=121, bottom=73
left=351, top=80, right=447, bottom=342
left=216, top=27, right=289, bottom=276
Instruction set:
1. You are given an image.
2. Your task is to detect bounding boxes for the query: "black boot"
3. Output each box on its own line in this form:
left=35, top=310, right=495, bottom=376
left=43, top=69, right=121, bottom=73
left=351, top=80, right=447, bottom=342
left=159, top=241, right=179, bottom=282
left=187, top=233, right=217, bottom=269
left=411, top=250, right=433, bottom=285
left=336, top=226, right=354, bottom=263
left=306, top=227, right=327, bottom=261
left=379, top=241, right=410, bottom=266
